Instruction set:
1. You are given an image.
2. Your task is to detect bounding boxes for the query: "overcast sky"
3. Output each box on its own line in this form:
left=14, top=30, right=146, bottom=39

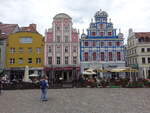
left=0, top=0, right=150, bottom=43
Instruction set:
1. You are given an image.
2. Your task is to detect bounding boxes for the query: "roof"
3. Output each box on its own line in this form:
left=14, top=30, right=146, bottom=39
left=0, top=24, right=18, bottom=35
left=20, top=26, right=36, bottom=32
left=53, top=13, right=71, bottom=19
left=0, top=33, right=7, bottom=40
left=135, top=32, right=150, bottom=38
left=95, top=10, right=108, bottom=18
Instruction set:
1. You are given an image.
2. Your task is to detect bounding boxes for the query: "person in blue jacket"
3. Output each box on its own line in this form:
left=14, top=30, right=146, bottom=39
left=39, top=76, right=49, bottom=101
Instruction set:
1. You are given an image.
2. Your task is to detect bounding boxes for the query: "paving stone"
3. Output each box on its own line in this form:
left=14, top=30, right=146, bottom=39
left=0, top=88, right=150, bottom=113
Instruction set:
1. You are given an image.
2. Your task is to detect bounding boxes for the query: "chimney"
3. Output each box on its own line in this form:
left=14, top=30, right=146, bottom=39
left=29, top=24, right=36, bottom=30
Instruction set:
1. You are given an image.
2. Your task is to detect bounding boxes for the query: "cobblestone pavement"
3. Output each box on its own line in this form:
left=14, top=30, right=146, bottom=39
left=0, top=88, right=150, bottom=113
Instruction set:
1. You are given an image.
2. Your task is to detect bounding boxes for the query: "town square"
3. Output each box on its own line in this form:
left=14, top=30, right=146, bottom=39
left=0, top=0, right=150, bottom=113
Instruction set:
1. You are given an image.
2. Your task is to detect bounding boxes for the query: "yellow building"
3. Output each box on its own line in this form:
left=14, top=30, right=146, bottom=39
left=5, top=31, right=44, bottom=80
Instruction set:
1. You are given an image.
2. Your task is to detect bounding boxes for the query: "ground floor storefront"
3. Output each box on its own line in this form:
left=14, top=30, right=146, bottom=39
left=44, top=66, right=80, bottom=87
left=81, top=62, right=126, bottom=79
left=138, top=66, right=150, bottom=79
left=5, top=67, right=43, bottom=81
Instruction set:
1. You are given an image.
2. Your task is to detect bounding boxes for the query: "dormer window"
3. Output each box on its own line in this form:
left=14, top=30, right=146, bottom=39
left=84, top=41, right=88, bottom=46
left=100, top=24, right=103, bottom=29
left=108, top=32, right=112, bottom=36
left=92, top=32, right=96, bottom=36
left=116, top=41, right=120, bottom=46
left=100, top=32, right=104, bottom=36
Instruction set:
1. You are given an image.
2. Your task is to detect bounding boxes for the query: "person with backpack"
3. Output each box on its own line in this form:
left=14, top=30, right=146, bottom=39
left=39, top=76, right=49, bottom=101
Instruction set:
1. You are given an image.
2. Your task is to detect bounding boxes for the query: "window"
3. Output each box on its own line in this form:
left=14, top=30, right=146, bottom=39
left=56, top=46, right=61, bottom=53
left=56, top=26, right=60, bottom=30
left=116, top=41, right=120, bottom=46
left=20, top=37, right=32, bottom=43
left=65, top=57, right=68, bottom=64
left=65, top=46, right=68, bottom=53
left=108, top=32, right=112, bottom=36
left=10, top=48, right=15, bottom=53
left=48, top=46, right=51, bottom=53
left=65, top=36, right=69, bottom=42
left=100, top=24, right=103, bottom=29
left=48, top=57, right=52, bottom=64
left=73, top=56, right=77, bottom=64
left=101, top=41, right=104, bottom=47
left=93, top=52, right=96, bottom=61
left=18, top=58, right=23, bottom=64
left=108, top=42, right=112, bottom=46
left=9, top=58, right=15, bottom=64
left=19, top=48, right=23, bottom=53
left=56, top=36, right=60, bottom=42
left=28, top=48, right=32, bottom=53
left=73, top=47, right=77, bottom=52
left=84, top=41, right=88, bottom=46
left=92, top=32, right=96, bottom=36
left=93, top=41, right=96, bottom=47
left=109, top=52, right=113, bottom=61
left=36, top=58, right=41, bottom=64
left=36, top=48, right=41, bottom=54
left=84, top=52, right=88, bottom=61
left=117, top=52, right=121, bottom=61
left=28, top=58, right=32, bottom=64
left=147, top=48, right=150, bottom=52
left=142, top=57, right=145, bottom=64
left=141, top=48, right=145, bottom=52
left=100, top=32, right=104, bottom=36
left=57, top=57, right=61, bottom=64
left=148, top=58, right=150, bottom=63
left=64, top=26, right=69, bottom=31
left=101, top=52, right=104, bottom=61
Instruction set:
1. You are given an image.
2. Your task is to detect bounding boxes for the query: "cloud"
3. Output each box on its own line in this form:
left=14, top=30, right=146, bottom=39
left=0, top=0, right=150, bottom=43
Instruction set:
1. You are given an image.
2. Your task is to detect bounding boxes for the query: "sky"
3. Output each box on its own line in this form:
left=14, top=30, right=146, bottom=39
left=0, top=0, right=150, bottom=43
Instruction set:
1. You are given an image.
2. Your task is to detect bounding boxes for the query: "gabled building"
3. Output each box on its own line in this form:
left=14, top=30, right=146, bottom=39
left=127, top=29, right=150, bottom=78
left=80, top=10, right=125, bottom=78
left=5, top=24, right=44, bottom=80
left=44, top=13, right=80, bottom=86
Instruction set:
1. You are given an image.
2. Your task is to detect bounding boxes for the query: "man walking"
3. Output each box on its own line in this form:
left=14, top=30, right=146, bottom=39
left=39, top=76, right=49, bottom=101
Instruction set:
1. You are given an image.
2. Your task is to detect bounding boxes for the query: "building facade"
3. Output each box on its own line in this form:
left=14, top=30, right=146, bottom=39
left=127, top=29, right=150, bottom=79
left=0, top=23, right=20, bottom=75
left=80, top=10, right=125, bottom=78
left=44, top=13, right=80, bottom=85
left=5, top=25, right=44, bottom=80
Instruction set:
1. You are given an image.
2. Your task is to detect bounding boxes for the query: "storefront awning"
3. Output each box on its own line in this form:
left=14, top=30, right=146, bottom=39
left=96, top=67, right=138, bottom=73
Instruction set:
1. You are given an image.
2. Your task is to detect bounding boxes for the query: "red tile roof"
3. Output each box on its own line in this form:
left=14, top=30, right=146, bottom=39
left=135, top=32, right=150, bottom=38
left=0, top=24, right=18, bottom=35
left=20, top=24, right=37, bottom=32
left=0, top=33, right=7, bottom=40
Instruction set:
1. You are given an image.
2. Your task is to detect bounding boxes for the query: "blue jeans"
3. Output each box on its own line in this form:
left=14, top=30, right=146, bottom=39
left=40, top=88, right=48, bottom=101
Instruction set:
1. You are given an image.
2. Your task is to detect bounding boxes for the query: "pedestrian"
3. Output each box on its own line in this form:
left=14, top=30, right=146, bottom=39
left=39, top=76, right=49, bottom=101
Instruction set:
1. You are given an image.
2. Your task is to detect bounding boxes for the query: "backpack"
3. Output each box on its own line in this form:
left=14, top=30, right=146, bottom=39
left=40, top=80, right=48, bottom=89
